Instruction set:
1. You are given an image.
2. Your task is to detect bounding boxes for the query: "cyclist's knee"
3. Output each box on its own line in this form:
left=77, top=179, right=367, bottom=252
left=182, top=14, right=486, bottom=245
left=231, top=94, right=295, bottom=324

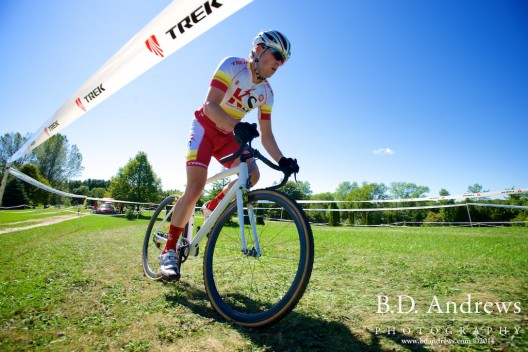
left=183, top=166, right=207, bottom=200
left=250, top=167, right=260, bottom=186
left=183, top=183, right=204, bottom=203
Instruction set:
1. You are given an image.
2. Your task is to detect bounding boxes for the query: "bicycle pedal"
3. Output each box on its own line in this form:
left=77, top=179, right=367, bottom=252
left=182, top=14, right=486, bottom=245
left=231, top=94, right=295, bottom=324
left=161, top=274, right=181, bottom=282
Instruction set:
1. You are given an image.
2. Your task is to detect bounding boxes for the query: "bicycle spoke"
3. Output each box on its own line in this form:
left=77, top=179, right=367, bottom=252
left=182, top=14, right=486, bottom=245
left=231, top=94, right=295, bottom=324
left=203, top=190, right=314, bottom=327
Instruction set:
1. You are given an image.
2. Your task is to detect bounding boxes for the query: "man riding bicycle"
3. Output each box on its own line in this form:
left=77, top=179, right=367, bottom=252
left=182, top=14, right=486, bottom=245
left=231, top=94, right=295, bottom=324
left=159, top=30, right=300, bottom=280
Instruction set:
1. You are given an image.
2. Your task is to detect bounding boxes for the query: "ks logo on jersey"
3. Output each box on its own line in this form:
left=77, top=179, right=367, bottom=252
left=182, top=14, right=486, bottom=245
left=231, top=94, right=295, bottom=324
left=228, top=87, right=258, bottom=111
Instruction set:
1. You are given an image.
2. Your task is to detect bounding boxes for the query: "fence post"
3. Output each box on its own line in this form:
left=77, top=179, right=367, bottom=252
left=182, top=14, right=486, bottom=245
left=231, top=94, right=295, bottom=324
left=466, top=203, right=473, bottom=227
left=0, top=167, right=10, bottom=208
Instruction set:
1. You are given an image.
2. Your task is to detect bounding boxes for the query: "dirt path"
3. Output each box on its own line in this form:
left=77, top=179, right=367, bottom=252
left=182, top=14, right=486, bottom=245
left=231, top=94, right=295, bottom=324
left=0, top=214, right=84, bottom=234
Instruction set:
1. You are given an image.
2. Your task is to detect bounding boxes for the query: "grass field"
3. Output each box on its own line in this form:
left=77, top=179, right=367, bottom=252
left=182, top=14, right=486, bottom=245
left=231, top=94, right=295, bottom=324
left=0, top=209, right=527, bottom=351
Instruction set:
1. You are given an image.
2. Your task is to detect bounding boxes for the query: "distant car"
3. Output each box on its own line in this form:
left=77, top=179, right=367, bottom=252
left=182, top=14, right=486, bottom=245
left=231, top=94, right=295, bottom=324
left=95, top=203, right=117, bottom=215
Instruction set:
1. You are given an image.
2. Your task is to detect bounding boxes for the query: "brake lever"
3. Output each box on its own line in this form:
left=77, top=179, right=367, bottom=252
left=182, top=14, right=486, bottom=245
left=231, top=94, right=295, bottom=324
left=293, top=158, right=299, bottom=182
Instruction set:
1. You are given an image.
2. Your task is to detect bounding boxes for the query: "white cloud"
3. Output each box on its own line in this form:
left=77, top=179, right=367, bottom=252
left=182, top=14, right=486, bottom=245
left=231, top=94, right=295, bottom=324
left=373, top=147, right=395, bottom=156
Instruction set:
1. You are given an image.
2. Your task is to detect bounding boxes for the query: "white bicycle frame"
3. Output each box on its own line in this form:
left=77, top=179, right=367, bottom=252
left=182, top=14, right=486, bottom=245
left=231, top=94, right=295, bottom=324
left=157, top=159, right=262, bottom=258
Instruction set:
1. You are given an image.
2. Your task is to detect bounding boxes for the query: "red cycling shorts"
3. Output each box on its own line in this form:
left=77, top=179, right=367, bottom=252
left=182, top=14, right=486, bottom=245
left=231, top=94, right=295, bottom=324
left=185, top=109, right=241, bottom=169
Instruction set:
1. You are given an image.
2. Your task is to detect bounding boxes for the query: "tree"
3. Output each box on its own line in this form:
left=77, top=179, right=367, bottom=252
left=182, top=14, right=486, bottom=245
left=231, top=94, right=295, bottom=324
left=0, top=132, right=31, bottom=169
left=509, top=192, right=528, bottom=226
left=345, top=182, right=380, bottom=225
left=280, top=180, right=312, bottom=200
left=28, top=134, right=83, bottom=187
left=89, top=187, right=107, bottom=199
left=437, top=188, right=457, bottom=223
left=423, top=211, right=443, bottom=226
left=467, top=183, right=487, bottom=194
left=338, top=182, right=389, bottom=225
left=19, top=163, right=51, bottom=206
left=70, top=185, right=89, bottom=205
left=334, top=181, right=358, bottom=224
left=307, top=192, right=334, bottom=224
left=327, top=202, right=340, bottom=226
left=334, top=181, right=358, bottom=201
left=2, top=177, right=29, bottom=207
left=388, top=182, right=430, bottom=224
left=109, top=151, right=162, bottom=202
left=68, top=179, right=110, bottom=194
left=72, top=185, right=90, bottom=197
left=389, top=182, right=430, bottom=199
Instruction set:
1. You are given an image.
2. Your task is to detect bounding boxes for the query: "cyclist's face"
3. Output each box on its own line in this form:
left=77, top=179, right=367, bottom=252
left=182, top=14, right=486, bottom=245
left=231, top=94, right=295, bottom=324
left=257, top=47, right=284, bottom=78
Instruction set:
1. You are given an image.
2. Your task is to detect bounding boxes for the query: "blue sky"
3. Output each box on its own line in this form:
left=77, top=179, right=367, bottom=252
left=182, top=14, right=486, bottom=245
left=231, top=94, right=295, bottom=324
left=1, top=0, right=527, bottom=197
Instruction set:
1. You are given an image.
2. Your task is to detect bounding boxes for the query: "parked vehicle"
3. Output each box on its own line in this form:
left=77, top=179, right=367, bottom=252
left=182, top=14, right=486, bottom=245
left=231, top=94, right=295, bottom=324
left=95, top=203, right=117, bottom=215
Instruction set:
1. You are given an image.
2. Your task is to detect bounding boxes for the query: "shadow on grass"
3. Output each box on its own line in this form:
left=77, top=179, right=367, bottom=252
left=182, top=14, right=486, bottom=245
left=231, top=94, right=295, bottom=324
left=164, top=281, right=430, bottom=352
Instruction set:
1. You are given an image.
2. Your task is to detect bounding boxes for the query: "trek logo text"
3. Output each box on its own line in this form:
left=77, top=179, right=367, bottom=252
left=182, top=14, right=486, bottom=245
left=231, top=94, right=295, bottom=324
left=76, top=83, right=106, bottom=111
left=83, top=84, right=106, bottom=103
left=165, top=0, right=223, bottom=40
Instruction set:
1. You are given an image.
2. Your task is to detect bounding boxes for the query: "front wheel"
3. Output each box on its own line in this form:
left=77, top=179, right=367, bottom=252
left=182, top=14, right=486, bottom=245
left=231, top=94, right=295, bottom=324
left=203, top=189, right=314, bottom=328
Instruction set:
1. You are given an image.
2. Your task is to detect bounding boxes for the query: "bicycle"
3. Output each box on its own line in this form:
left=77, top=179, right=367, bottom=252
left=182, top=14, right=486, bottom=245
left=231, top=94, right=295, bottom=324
left=142, top=139, right=314, bottom=328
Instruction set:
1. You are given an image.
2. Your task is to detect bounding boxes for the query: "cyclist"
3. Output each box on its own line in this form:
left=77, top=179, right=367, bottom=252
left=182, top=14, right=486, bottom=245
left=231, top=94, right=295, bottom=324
left=159, top=30, right=300, bottom=280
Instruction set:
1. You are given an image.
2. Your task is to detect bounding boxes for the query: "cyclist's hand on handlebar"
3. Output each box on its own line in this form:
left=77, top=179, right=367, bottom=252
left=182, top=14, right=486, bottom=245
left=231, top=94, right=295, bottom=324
left=279, top=157, right=299, bottom=175
left=234, top=122, right=259, bottom=145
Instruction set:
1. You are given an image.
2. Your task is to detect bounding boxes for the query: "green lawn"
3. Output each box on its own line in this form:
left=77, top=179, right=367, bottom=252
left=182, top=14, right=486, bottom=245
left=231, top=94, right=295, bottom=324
left=0, top=207, right=87, bottom=226
left=0, top=211, right=526, bottom=351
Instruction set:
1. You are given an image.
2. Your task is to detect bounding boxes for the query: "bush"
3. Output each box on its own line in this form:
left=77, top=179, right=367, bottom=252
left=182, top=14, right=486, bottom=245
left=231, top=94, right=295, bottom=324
left=423, top=211, right=443, bottom=226
left=327, top=203, right=340, bottom=226
left=125, top=208, right=137, bottom=221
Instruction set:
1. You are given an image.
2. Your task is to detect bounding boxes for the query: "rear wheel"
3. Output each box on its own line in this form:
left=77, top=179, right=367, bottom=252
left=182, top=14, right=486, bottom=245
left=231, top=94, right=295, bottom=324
left=203, top=189, right=314, bottom=328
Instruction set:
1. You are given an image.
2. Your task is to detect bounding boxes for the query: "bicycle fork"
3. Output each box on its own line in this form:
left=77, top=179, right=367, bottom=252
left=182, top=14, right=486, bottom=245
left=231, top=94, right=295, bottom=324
left=236, top=187, right=262, bottom=257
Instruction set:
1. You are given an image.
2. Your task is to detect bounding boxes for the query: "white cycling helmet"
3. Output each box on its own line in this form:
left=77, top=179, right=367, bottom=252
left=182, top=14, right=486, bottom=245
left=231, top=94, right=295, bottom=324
left=253, top=30, right=291, bottom=62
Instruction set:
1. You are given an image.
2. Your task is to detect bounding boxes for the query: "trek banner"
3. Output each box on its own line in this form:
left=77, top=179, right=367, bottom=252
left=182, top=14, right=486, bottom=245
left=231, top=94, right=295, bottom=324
left=8, top=0, right=253, bottom=163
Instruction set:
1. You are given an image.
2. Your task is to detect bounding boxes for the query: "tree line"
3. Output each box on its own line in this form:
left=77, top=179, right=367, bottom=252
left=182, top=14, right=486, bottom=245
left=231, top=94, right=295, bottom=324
left=1, top=132, right=82, bottom=207
left=1, top=132, right=165, bottom=208
left=1, top=132, right=526, bottom=226
left=301, top=181, right=527, bottom=226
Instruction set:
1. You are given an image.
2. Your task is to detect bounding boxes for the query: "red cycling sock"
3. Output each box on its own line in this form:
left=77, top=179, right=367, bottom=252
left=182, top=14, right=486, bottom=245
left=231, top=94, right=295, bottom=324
left=162, top=225, right=184, bottom=254
left=207, top=190, right=225, bottom=211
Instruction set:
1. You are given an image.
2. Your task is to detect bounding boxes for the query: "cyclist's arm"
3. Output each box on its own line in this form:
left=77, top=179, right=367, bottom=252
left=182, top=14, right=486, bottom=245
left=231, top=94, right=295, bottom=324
left=258, top=118, right=284, bottom=163
left=203, top=86, right=238, bottom=131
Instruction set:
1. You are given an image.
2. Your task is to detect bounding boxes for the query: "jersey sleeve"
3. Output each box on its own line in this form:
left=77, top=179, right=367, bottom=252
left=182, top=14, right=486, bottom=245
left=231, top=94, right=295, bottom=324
left=259, top=83, right=274, bottom=120
left=259, top=104, right=272, bottom=120
left=210, top=57, right=235, bottom=93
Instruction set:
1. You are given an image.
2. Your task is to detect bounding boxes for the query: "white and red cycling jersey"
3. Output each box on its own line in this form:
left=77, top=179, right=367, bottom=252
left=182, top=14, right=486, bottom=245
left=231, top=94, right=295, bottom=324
left=195, top=56, right=274, bottom=133
left=187, top=57, right=274, bottom=168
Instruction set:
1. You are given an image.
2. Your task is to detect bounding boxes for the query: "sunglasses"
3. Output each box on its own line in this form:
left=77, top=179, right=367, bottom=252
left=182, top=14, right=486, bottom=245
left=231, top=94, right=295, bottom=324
left=268, top=47, right=286, bottom=64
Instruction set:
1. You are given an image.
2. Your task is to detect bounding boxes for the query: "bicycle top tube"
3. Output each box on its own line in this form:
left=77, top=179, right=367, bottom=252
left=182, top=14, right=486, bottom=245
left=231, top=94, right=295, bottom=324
left=219, top=138, right=292, bottom=190
left=205, top=165, right=240, bottom=185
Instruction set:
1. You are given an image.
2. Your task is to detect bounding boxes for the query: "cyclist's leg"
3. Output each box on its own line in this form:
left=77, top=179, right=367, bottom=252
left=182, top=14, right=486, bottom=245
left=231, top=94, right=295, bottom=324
left=164, top=116, right=213, bottom=249
left=159, top=118, right=212, bottom=279
left=159, top=166, right=208, bottom=279
left=169, top=166, right=208, bottom=230
left=143, top=195, right=176, bottom=280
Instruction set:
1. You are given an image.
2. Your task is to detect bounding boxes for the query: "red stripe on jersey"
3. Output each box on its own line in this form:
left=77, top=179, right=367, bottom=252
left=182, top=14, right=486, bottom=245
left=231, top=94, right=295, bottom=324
left=260, top=112, right=271, bottom=120
left=211, top=78, right=229, bottom=92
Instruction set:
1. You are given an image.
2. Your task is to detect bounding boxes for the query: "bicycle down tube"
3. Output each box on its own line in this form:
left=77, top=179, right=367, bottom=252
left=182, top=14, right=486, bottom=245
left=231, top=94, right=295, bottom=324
left=189, top=174, right=242, bottom=255
left=184, top=160, right=254, bottom=257
left=151, top=165, right=240, bottom=255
